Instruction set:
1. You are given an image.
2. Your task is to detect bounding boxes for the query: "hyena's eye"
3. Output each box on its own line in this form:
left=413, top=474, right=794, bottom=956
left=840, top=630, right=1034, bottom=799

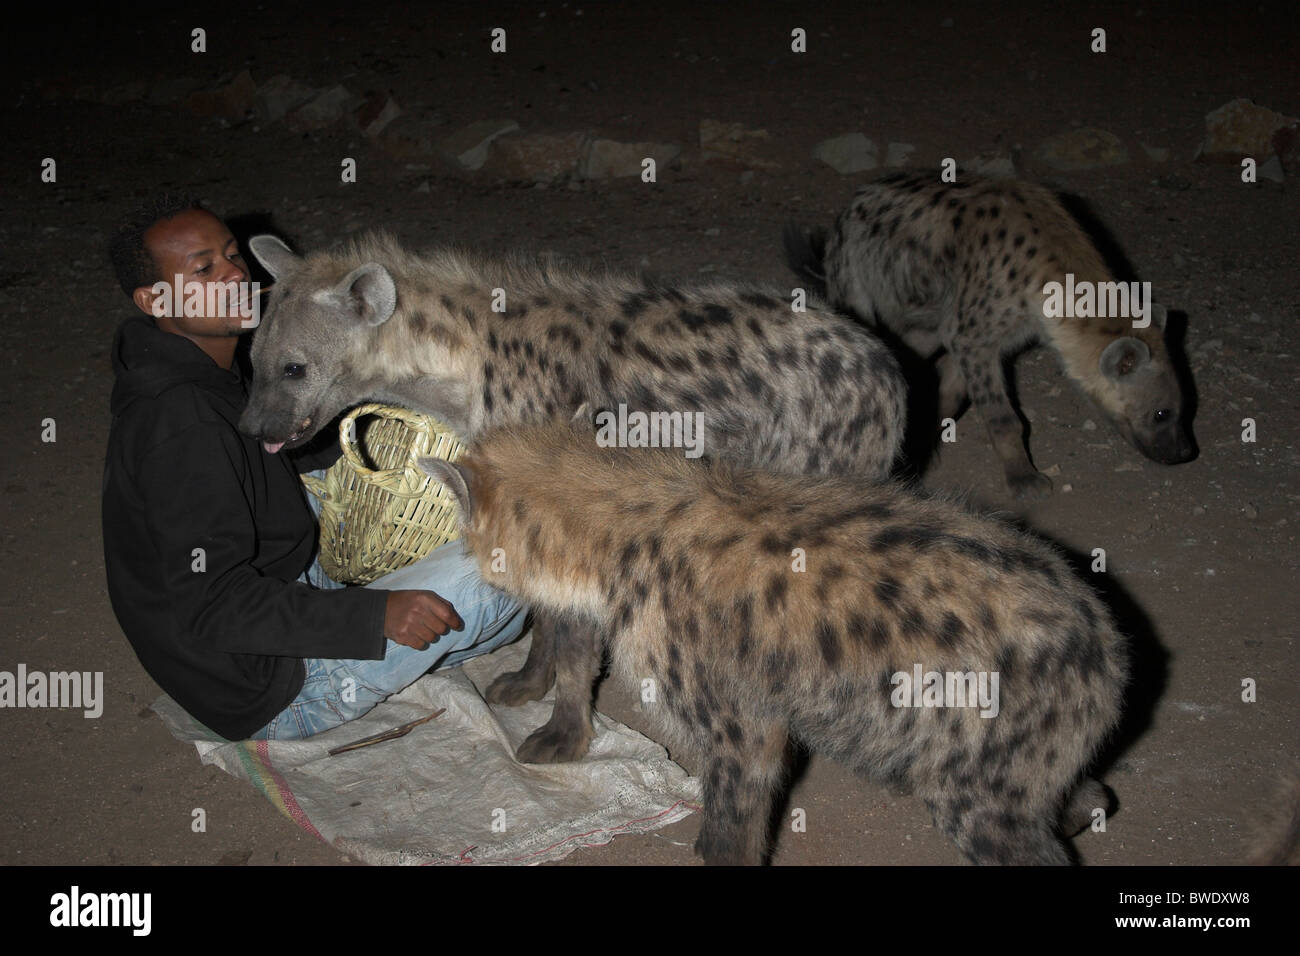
left=1153, top=408, right=1172, bottom=424
left=283, top=363, right=306, bottom=379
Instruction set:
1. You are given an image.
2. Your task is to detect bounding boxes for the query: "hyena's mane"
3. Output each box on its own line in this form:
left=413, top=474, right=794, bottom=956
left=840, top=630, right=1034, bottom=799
left=317, top=229, right=647, bottom=305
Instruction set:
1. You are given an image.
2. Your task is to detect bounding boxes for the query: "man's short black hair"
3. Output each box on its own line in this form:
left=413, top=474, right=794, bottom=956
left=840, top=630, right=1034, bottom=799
left=108, top=194, right=206, bottom=299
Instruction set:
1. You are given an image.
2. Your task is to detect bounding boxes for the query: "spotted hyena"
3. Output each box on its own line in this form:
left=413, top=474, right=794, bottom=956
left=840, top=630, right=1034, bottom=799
left=786, top=170, right=1195, bottom=498
left=421, top=421, right=1128, bottom=864
left=239, top=232, right=907, bottom=762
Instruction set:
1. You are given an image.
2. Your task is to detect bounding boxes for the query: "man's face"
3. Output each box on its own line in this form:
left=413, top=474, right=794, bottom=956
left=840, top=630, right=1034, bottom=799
left=133, top=209, right=252, bottom=337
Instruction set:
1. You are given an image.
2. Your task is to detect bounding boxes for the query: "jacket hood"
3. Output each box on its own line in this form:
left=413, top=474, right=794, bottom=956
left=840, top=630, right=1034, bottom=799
left=110, top=315, right=244, bottom=416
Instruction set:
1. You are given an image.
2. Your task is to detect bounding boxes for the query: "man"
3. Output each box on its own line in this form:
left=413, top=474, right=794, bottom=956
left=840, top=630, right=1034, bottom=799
left=102, top=195, right=527, bottom=741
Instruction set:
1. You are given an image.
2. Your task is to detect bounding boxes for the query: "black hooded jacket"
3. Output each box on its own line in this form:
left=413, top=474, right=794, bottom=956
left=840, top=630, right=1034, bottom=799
left=102, top=315, right=388, bottom=740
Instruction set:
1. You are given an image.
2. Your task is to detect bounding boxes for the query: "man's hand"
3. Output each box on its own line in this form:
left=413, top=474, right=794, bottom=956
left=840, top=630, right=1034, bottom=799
left=384, top=590, right=464, bottom=651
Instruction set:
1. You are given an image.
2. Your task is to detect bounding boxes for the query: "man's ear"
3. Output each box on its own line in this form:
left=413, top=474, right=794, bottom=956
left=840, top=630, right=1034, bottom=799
left=419, top=458, right=473, bottom=523
left=248, top=235, right=300, bottom=281
left=131, top=284, right=162, bottom=318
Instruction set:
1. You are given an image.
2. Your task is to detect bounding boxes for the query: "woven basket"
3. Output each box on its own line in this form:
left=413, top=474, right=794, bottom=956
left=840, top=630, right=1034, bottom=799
left=300, top=403, right=467, bottom=585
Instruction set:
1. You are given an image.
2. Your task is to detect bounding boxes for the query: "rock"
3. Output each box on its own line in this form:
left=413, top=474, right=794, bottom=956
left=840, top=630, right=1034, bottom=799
left=1140, top=143, right=1170, bottom=163
left=1198, top=98, right=1298, bottom=162
left=185, top=70, right=256, bottom=120
left=1273, top=124, right=1300, bottom=174
left=699, top=119, right=780, bottom=169
left=812, top=133, right=878, bottom=174
left=377, top=113, right=448, bottom=161
left=146, top=77, right=201, bottom=108
left=487, top=131, right=591, bottom=182
left=578, top=139, right=681, bottom=179
left=1034, top=127, right=1128, bottom=171
left=253, top=74, right=318, bottom=125
left=963, top=152, right=1017, bottom=177
left=1258, top=155, right=1285, bottom=183
left=439, top=119, right=521, bottom=170
left=285, top=85, right=360, bottom=132
left=884, top=142, right=916, bottom=167
left=354, top=92, right=402, bottom=138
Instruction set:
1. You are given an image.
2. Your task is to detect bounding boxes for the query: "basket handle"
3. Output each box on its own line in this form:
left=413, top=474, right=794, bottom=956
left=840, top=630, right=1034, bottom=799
left=337, top=403, right=455, bottom=481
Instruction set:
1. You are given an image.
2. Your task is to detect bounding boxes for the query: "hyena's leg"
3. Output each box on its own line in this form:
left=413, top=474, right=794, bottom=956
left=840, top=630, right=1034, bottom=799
left=900, top=319, right=967, bottom=422
left=513, top=614, right=600, bottom=764
left=947, top=336, right=1051, bottom=499
left=935, top=352, right=969, bottom=422
left=694, top=719, right=791, bottom=865
left=485, top=613, right=556, bottom=706
left=927, top=792, right=1071, bottom=865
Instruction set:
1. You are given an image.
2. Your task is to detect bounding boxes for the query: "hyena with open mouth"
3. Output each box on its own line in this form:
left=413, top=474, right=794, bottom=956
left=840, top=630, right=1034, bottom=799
left=786, top=170, right=1195, bottom=498
left=240, top=231, right=907, bottom=763
left=421, top=422, right=1128, bottom=864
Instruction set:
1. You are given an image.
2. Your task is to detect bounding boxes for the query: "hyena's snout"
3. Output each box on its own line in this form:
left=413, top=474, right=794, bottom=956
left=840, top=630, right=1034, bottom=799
left=1133, top=418, right=1197, bottom=466
left=237, top=399, right=316, bottom=454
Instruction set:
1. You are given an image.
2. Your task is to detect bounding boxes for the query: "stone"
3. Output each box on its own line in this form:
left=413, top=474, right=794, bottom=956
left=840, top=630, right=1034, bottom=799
left=1034, top=127, right=1128, bottom=171
left=285, top=85, right=360, bottom=132
left=439, top=119, right=521, bottom=170
left=963, top=152, right=1017, bottom=177
left=1199, top=98, right=1298, bottom=162
left=1257, top=155, right=1285, bottom=184
left=884, top=142, right=916, bottom=167
left=185, top=70, right=256, bottom=120
left=377, top=113, right=447, bottom=161
left=578, top=139, right=681, bottom=179
left=1140, top=143, right=1170, bottom=163
left=354, top=92, right=402, bottom=138
left=253, top=74, right=318, bottom=125
left=699, top=119, right=780, bottom=169
left=486, top=131, right=592, bottom=183
left=812, top=133, right=878, bottom=174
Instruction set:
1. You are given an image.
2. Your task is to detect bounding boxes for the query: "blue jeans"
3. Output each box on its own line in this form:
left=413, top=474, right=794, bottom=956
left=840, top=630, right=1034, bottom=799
left=248, top=477, right=528, bottom=740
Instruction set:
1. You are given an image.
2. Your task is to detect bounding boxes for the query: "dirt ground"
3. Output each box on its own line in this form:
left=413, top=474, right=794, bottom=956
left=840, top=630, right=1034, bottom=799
left=2, top=0, right=1296, bottom=874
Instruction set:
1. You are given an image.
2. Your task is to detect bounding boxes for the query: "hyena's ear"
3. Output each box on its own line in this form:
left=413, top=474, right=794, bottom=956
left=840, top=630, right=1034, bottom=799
left=571, top=402, right=593, bottom=425
left=248, top=235, right=300, bottom=282
left=1150, top=303, right=1168, bottom=331
left=330, top=263, right=397, bottom=327
left=1100, top=336, right=1152, bottom=380
left=419, top=457, right=473, bottom=524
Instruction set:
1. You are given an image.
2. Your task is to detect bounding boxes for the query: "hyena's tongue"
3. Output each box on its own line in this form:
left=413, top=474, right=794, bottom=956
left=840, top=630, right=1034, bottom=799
left=262, top=440, right=285, bottom=454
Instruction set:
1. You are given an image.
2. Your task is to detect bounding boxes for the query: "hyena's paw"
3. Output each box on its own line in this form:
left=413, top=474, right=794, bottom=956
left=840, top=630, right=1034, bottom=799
left=485, top=667, right=553, bottom=707
left=693, top=823, right=760, bottom=866
left=1007, top=469, right=1053, bottom=500
left=1062, top=778, right=1114, bottom=837
left=514, top=715, right=594, bottom=764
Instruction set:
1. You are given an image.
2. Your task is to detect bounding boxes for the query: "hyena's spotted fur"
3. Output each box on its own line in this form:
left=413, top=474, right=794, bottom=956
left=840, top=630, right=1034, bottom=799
left=240, top=232, right=907, bottom=762
left=423, top=423, right=1128, bottom=865
left=786, top=170, right=1195, bottom=498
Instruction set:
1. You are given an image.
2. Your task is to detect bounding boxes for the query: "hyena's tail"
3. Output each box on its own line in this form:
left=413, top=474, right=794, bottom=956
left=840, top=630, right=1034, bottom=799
left=1247, top=770, right=1300, bottom=865
left=782, top=223, right=829, bottom=297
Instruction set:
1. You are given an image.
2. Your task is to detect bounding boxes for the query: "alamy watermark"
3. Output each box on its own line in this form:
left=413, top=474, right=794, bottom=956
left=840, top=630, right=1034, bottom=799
left=890, top=665, right=1000, bottom=718
left=594, top=404, right=705, bottom=459
left=0, top=665, right=103, bottom=717
left=50, top=886, right=150, bottom=935
left=149, top=274, right=264, bottom=328
left=1042, top=274, right=1153, bottom=329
